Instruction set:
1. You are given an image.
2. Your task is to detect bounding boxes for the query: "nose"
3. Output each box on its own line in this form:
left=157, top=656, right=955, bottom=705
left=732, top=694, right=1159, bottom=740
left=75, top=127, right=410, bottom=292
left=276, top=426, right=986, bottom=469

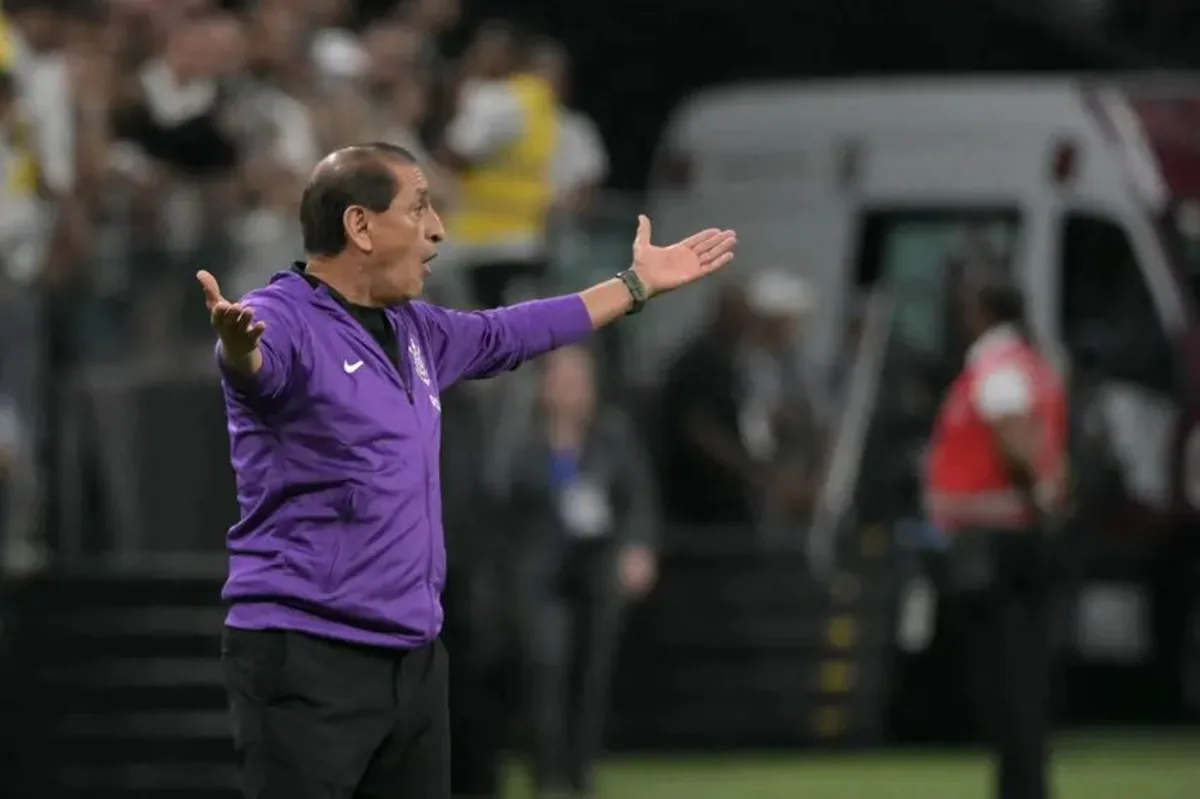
left=427, top=207, right=445, bottom=243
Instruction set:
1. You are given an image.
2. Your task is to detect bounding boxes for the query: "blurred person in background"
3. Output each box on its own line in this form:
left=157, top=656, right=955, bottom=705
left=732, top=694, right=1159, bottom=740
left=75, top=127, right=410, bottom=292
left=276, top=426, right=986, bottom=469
left=531, top=38, right=609, bottom=217
left=398, top=0, right=461, bottom=141
left=656, top=273, right=824, bottom=534
left=358, top=17, right=427, bottom=153
left=305, top=0, right=368, bottom=85
left=61, top=2, right=170, bottom=357
left=309, top=12, right=452, bottom=203
left=926, top=268, right=1067, bottom=799
left=113, top=10, right=244, bottom=180
left=3, top=0, right=75, bottom=225
left=657, top=283, right=756, bottom=526
left=345, top=15, right=452, bottom=199
left=225, top=2, right=320, bottom=298
left=439, top=20, right=557, bottom=308
left=401, top=0, right=460, bottom=68
left=508, top=345, right=658, bottom=799
left=110, top=9, right=246, bottom=352
left=0, top=0, right=65, bottom=576
left=738, top=271, right=828, bottom=531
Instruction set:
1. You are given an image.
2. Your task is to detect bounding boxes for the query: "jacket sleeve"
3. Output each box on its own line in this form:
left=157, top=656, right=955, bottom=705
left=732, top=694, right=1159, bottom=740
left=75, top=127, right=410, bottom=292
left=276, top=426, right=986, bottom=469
left=413, top=296, right=593, bottom=390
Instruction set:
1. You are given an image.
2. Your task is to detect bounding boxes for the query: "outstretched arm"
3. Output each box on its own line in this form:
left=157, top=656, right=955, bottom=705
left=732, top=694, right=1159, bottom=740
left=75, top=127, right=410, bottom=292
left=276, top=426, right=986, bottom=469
left=422, top=216, right=737, bottom=388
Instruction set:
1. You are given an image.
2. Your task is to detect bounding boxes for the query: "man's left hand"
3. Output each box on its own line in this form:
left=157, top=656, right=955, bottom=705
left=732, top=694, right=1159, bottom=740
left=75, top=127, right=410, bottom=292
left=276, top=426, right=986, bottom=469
left=619, top=544, right=658, bottom=600
left=631, top=215, right=737, bottom=296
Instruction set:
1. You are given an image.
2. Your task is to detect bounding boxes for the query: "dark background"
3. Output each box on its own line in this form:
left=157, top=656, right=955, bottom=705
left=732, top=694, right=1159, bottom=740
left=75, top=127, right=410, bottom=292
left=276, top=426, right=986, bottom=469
left=419, top=0, right=1145, bottom=189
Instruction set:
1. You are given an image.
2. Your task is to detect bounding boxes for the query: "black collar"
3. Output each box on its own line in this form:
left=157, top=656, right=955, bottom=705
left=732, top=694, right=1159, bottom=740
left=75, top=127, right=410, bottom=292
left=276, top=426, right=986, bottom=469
left=291, top=261, right=379, bottom=315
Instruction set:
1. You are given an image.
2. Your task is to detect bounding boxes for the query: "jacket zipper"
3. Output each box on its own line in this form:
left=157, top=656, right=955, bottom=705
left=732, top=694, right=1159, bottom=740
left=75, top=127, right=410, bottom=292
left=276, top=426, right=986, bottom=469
left=393, top=334, right=413, bottom=404
left=424, top=455, right=437, bottom=632
left=392, top=318, right=434, bottom=632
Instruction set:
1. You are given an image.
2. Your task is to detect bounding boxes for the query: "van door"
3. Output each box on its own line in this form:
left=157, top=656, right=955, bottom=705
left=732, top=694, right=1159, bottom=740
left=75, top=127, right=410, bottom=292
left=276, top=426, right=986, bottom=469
left=1057, top=209, right=1179, bottom=545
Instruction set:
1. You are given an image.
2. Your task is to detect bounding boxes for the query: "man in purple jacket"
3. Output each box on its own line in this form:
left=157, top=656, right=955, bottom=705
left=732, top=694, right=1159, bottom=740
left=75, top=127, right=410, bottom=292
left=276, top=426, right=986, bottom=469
left=197, top=142, right=735, bottom=799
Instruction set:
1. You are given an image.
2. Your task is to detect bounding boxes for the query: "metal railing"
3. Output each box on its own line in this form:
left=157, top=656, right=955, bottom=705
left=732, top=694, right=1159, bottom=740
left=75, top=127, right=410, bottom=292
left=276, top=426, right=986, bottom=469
left=807, top=290, right=893, bottom=580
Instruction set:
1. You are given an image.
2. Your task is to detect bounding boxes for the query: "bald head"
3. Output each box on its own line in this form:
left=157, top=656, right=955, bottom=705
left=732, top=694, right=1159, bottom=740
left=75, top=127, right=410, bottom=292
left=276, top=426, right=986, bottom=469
left=300, top=144, right=418, bottom=257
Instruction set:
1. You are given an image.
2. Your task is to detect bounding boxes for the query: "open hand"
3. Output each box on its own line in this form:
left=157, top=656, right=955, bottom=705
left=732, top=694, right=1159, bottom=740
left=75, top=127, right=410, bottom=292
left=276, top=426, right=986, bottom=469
left=197, top=270, right=265, bottom=359
left=619, top=544, right=658, bottom=600
left=631, top=215, right=737, bottom=296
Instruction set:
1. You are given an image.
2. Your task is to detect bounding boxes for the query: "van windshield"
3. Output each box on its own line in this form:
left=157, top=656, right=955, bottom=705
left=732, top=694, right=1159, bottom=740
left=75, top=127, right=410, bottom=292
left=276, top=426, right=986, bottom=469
left=855, top=209, right=1021, bottom=361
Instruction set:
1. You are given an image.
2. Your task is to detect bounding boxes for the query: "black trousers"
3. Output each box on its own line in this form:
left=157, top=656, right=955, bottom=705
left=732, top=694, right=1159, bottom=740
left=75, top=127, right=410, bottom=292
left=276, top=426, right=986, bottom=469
left=945, top=529, right=1060, bottom=799
left=222, top=627, right=450, bottom=799
left=515, top=544, right=623, bottom=797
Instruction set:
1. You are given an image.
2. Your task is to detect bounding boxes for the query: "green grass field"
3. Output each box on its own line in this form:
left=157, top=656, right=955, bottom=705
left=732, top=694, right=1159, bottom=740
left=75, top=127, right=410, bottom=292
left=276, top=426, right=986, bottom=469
left=503, top=734, right=1200, bottom=798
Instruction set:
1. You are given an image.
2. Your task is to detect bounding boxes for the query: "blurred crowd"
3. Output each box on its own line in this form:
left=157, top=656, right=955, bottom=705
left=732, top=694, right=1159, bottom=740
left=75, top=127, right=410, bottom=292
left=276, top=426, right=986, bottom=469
left=0, top=0, right=614, bottom=573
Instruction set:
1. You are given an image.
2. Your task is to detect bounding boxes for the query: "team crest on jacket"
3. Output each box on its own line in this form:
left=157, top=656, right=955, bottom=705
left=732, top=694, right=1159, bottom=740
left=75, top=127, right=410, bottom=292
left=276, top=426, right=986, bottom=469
left=408, top=336, right=431, bottom=386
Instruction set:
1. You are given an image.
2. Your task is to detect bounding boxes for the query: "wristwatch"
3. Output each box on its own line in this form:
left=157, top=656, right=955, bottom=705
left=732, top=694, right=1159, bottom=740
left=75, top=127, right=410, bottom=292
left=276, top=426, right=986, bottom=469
left=615, top=268, right=649, bottom=315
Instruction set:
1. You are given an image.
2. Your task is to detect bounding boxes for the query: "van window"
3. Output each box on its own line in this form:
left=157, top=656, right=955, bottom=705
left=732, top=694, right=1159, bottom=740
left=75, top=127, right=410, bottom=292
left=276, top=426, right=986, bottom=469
left=1059, top=212, right=1172, bottom=389
left=1159, top=200, right=1200, bottom=302
left=855, top=209, right=1020, bottom=359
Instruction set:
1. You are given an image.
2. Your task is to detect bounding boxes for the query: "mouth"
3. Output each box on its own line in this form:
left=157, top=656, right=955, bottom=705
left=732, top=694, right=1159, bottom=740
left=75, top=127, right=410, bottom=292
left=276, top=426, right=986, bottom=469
left=421, top=252, right=437, bottom=275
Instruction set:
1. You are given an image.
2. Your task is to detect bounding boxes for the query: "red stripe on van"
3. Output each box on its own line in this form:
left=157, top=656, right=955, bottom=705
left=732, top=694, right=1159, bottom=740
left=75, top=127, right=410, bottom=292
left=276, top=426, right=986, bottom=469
left=1127, top=95, right=1200, bottom=198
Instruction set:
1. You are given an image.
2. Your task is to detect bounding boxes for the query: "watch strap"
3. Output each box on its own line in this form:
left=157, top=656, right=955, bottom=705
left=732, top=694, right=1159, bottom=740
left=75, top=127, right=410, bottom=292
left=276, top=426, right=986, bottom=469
left=616, top=268, right=648, bottom=314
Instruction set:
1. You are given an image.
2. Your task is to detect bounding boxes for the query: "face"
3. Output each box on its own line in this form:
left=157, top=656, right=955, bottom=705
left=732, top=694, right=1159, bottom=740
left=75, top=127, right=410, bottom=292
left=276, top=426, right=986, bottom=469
left=416, top=0, right=461, bottom=31
left=467, top=28, right=514, bottom=77
left=756, top=313, right=799, bottom=351
left=533, top=48, right=567, bottom=99
left=12, top=10, right=62, bottom=50
left=201, top=19, right=248, bottom=78
left=345, top=162, right=444, bottom=304
left=365, top=23, right=422, bottom=83
left=305, top=0, right=349, bottom=27
left=393, top=74, right=427, bottom=126
left=252, top=8, right=302, bottom=69
left=540, top=346, right=596, bottom=418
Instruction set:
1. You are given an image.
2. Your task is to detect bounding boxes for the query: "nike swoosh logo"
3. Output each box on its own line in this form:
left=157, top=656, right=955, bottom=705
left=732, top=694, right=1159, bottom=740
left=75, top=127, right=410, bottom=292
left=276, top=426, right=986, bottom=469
left=343, top=360, right=364, bottom=374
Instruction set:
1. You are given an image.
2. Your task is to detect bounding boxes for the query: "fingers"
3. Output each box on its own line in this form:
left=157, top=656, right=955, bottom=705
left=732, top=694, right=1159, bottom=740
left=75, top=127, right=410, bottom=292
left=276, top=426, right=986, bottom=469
left=679, top=228, right=722, bottom=249
left=196, top=270, right=225, bottom=310
left=691, top=229, right=737, bottom=256
left=635, top=214, right=652, bottom=247
left=211, top=300, right=266, bottom=340
left=695, top=230, right=738, bottom=270
left=706, top=251, right=736, bottom=272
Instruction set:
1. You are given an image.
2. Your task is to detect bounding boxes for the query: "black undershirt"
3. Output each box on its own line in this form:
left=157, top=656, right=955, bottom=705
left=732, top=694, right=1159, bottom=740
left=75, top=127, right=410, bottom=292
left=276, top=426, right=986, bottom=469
left=292, top=262, right=412, bottom=399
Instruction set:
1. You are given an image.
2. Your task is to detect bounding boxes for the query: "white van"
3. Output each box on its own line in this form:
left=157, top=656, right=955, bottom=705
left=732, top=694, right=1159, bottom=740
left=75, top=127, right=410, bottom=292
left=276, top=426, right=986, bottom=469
left=638, top=76, right=1200, bottom=531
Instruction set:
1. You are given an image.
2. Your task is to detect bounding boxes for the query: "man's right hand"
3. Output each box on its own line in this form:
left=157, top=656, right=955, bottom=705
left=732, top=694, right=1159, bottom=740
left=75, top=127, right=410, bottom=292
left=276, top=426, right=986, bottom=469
left=197, top=270, right=265, bottom=374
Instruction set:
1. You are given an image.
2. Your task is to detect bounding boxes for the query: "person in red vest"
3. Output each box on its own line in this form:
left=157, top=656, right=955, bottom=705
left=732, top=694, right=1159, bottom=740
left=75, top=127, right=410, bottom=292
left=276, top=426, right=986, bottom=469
left=925, top=268, right=1068, bottom=799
